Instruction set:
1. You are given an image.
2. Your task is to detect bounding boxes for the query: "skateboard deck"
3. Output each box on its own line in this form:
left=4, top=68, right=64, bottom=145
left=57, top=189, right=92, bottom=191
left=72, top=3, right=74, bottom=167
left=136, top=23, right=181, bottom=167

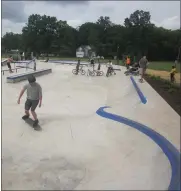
left=23, top=118, right=41, bottom=131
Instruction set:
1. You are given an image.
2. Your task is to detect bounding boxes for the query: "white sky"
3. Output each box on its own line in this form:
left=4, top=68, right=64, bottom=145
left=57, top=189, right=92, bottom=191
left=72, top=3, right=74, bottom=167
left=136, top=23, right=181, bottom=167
left=2, top=1, right=180, bottom=36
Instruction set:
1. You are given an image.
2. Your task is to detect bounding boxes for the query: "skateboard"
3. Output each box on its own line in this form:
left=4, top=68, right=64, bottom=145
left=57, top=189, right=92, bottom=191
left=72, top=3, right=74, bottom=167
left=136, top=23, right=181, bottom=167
left=23, top=118, right=41, bottom=131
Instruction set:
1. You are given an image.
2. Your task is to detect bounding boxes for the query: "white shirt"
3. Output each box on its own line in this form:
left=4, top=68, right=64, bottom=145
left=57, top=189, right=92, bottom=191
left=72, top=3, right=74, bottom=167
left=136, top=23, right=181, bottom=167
left=107, top=62, right=112, bottom=67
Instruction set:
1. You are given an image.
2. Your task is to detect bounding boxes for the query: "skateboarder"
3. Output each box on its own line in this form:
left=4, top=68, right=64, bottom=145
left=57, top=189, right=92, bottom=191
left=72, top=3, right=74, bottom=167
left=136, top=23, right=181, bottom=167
left=7, top=55, right=14, bottom=73
left=17, top=75, right=42, bottom=127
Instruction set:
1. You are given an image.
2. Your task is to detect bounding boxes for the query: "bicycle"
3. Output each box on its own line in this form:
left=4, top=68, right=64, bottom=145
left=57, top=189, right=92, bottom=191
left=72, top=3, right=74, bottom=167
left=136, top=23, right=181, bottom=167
left=93, top=70, right=104, bottom=76
left=106, top=67, right=116, bottom=77
left=87, top=69, right=96, bottom=76
left=72, top=66, right=86, bottom=75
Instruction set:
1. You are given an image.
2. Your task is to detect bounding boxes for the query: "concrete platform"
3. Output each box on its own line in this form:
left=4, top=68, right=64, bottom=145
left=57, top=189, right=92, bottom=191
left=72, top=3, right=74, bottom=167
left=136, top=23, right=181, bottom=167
left=2, top=61, right=180, bottom=190
left=6, top=68, right=52, bottom=83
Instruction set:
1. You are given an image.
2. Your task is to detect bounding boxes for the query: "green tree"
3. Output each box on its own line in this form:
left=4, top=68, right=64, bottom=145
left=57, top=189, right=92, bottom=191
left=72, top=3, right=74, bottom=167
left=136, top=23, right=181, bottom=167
left=2, top=32, right=22, bottom=52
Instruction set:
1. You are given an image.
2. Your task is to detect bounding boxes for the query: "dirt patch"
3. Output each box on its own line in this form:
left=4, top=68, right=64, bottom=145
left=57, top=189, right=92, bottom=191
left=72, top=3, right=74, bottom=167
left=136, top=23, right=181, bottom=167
left=145, top=74, right=181, bottom=116
left=146, top=69, right=180, bottom=84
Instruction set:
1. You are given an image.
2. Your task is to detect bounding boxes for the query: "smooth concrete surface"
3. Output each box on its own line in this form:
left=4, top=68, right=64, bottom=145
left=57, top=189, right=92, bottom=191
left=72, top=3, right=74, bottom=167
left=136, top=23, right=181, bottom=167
left=2, top=61, right=180, bottom=190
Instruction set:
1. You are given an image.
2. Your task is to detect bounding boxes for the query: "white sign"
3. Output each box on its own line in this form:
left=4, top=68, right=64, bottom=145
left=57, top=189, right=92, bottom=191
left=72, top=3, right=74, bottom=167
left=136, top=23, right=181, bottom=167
left=76, top=51, right=84, bottom=58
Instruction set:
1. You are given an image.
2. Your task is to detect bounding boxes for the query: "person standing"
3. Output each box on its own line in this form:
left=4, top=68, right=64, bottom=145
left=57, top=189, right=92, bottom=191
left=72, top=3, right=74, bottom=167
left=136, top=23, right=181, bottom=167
left=170, top=65, right=176, bottom=83
left=33, top=58, right=36, bottom=71
left=22, top=52, right=25, bottom=60
left=76, top=59, right=80, bottom=75
left=126, top=56, right=131, bottom=69
left=139, top=56, right=148, bottom=83
left=90, top=59, right=95, bottom=70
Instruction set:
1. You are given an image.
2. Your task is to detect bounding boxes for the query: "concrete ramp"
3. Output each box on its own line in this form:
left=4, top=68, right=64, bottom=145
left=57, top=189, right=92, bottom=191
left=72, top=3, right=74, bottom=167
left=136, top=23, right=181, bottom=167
left=2, top=62, right=180, bottom=190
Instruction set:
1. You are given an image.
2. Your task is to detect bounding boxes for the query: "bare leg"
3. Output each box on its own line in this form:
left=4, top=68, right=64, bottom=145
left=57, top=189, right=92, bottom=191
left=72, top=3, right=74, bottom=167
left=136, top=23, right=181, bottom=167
left=25, top=110, right=30, bottom=116
left=31, top=111, right=37, bottom=121
left=139, top=68, right=144, bottom=82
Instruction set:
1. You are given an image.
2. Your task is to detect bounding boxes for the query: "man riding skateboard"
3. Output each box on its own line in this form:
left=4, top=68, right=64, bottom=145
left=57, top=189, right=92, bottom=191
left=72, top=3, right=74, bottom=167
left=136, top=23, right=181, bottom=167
left=17, top=75, right=42, bottom=127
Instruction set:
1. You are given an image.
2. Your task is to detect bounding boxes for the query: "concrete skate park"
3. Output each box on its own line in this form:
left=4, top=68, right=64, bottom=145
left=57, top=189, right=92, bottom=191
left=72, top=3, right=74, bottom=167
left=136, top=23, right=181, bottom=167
left=2, top=60, right=180, bottom=190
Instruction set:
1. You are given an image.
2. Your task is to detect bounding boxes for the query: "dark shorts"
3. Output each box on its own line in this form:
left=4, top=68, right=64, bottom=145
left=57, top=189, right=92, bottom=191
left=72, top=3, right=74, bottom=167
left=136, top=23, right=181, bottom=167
left=7, top=62, right=11, bottom=69
left=25, top=99, right=39, bottom=111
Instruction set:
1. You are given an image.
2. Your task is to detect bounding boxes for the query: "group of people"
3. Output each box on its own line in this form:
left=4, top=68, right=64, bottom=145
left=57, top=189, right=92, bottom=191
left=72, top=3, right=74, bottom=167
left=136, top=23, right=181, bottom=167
left=75, top=58, right=116, bottom=77
left=124, top=56, right=148, bottom=83
left=124, top=55, right=177, bottom=83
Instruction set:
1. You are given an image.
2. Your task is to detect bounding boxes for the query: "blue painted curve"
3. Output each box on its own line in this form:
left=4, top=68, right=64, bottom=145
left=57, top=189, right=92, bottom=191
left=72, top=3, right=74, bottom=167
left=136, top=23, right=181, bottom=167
left=130, top=76, right=147, bottom=104
left=96, top=106, right=180, bottom=191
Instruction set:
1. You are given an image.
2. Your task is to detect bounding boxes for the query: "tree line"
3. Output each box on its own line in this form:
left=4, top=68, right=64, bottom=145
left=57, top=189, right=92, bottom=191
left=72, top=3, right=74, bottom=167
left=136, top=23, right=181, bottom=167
left=2, top=10, right=181, bottom=61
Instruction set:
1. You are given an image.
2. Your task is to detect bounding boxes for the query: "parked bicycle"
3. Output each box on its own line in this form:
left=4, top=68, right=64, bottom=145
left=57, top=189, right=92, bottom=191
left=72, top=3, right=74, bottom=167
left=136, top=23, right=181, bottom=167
left=106, top=67, right=116, bottom=77
left=87, top=69, right=96, bottom=76
left=94, top=70, right=104, bottom=76
left=72, top=66, right=86, bottom=75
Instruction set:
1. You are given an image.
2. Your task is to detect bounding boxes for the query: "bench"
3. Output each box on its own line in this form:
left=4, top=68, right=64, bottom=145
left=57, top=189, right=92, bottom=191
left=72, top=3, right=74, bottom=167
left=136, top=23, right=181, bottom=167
left=7, top=68, right=52, bottom=83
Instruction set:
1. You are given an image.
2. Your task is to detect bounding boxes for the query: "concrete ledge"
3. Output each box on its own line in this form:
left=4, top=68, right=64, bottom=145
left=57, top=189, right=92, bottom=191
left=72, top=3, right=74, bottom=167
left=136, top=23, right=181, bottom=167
left=6, top=69, right=52, bottom=83
left=48, top=60, right=89, bottom=66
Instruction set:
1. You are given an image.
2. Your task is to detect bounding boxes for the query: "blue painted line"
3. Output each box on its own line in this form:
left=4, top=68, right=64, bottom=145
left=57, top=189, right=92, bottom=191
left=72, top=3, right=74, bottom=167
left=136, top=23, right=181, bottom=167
left=96, top=106, right=180, bottom=191
left=130, top=76, right=147, bottom=104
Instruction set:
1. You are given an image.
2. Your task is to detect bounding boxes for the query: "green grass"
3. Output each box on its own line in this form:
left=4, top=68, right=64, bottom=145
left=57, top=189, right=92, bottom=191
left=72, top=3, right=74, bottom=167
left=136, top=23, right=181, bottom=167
left=148, top=61, right=180, bottom=72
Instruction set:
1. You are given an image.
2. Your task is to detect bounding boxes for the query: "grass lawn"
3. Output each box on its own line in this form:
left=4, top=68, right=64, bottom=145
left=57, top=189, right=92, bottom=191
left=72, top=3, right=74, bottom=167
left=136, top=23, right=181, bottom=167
left=148, top=61, right=180, bottom=72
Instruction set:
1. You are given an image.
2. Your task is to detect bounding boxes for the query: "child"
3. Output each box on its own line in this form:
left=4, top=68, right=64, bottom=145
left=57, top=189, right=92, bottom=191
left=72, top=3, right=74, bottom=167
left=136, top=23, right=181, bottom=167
left=126, top=57, right=131, bottom=69
left=76, top=59, right=80, bottom=75
left=170, top=65, right=176, bottom=83
left=90, top=59, right=95, bottom=70
left=17, top=75, right=42, bottom=127
left=7, top=55, right=14, bottom=73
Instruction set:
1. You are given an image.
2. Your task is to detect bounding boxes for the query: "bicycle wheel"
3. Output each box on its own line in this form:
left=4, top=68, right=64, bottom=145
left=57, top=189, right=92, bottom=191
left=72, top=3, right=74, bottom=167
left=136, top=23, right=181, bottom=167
left=72, top=69, right=77, bottom=75
left=89, top=71, right=95, bottom=76
left=98, top=71, right=104, bottom=76
left=81, top=70, right=86, bottom=75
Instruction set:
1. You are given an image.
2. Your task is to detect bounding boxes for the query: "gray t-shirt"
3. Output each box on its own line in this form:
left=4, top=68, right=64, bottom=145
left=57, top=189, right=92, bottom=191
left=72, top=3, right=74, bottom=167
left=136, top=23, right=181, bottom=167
left=23, top=82, right=42, bottom=100
left=139, top=58, right=148, bottom=69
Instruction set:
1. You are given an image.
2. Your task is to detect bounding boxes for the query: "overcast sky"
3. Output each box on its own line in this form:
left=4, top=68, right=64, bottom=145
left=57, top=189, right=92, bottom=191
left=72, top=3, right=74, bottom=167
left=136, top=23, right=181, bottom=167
left=2, top=1, right=180, bottom=36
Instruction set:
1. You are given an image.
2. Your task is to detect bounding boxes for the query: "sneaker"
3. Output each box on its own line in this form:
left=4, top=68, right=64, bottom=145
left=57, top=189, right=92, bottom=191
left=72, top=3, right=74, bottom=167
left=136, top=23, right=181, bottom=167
left=33, top=119, right=39, bottom=127
left=22, top=115, right=29, bottom=120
